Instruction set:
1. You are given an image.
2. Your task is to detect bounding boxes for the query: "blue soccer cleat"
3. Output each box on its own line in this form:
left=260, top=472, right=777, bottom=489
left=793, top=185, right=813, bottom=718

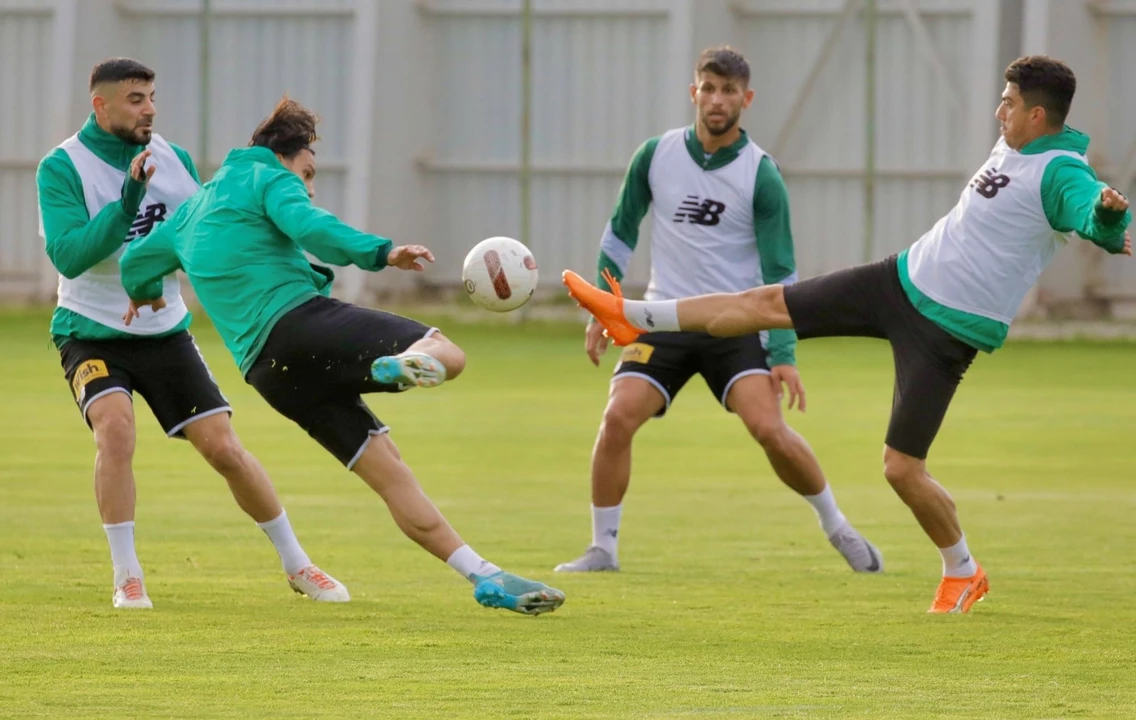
left=471, top=571, right=566, bottom=616
left=371, top=352, right=446, bottom=389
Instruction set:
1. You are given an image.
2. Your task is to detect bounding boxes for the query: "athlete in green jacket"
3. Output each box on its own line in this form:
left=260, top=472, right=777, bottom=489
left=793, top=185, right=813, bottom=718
left=120, top=97, right=565, bottom=616
left=38, top=58, right=340, bottom=609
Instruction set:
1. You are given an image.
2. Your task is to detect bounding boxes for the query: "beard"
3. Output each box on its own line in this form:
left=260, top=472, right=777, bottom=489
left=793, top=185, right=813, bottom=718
left=111, top=122, right=152, bottom=145
left=702, top=109, right=740, bottom=137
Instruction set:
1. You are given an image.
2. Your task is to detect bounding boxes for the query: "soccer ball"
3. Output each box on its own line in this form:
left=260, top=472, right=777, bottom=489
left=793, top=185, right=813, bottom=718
left=461, top=236, right=538, bottom=312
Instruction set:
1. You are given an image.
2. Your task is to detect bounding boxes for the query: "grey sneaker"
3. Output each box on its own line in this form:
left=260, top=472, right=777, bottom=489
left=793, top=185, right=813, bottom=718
left=828, top=522, right=884, bottom=573
left=554, top=546, right=620, bottom=572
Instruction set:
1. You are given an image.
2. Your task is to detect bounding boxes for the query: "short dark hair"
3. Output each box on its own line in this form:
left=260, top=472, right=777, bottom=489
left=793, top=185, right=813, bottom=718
left=1004, top=55, right=1076, bottom=127
left=249, top=96, right=320, bottom=158
left=89, top=58, right=155, bottom=92
left=696, top=46, right=750, bottom=86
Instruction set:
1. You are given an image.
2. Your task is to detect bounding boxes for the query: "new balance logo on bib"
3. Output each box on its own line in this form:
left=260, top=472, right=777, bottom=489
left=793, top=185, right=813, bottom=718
left=673, top=195, right=726, bottom=225
left=970, top=168, right=1011, bottom=199
left=127, top=202, right=168, bottom=241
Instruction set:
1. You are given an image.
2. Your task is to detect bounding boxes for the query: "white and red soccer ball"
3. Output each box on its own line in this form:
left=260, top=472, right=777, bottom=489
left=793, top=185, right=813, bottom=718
left=461, top=236, right=539, bottom=312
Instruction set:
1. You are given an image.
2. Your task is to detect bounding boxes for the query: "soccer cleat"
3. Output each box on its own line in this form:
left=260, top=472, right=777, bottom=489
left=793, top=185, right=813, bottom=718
left=112, top=576, right=153, bottom=609
left=553, top=546, right=620, bottom=573
left=928, top=563, right=989, bottom=614
left=828, top=522, right=884, bottom=573
left=471, top=571, right=566, bottom=616
left=288, top=565, right=350, bottom=603
left=561, top=269, right=643, bottom=346
left=371, top=352, right=447, bottom=389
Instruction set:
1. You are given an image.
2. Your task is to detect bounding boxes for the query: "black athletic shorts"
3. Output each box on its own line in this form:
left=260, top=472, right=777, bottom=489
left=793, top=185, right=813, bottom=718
left=59, top=330, right=231, bottom=438
left=612, top=331, right=771, bottom=417
left=782, top=254, right=978, bottom=459
left=244, top=296, right=436, bottom=468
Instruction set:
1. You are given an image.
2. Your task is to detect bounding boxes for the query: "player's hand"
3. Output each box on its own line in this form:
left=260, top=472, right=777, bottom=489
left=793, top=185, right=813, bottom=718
left=129, top=149, right=156, bottom=185
left=1122, top=230, right=1132, bottom=257
left=1101, top=187, right=1129, bottom=213
left=585, top=319, right=609, bottom=366
left=386, top=244, right=435, bottom=271
left=770, top=364, right=806, bottom=412
left=122, top=297, right=167, bottom=326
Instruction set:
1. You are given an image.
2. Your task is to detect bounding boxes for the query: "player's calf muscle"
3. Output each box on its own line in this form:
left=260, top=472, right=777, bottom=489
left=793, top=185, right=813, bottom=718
left=678, top=285, right=791, bottom=336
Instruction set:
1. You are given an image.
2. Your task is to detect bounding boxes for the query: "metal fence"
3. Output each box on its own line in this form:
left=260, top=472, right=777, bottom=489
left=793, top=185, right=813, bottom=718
left=2, top=0, right=1133, bottom=320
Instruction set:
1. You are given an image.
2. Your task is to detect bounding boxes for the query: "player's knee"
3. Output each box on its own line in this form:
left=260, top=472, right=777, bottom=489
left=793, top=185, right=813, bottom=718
left=598, top=405, right=645, bottom=448
left=443, top=342, right=466, bottom=380
left=92, top=410, right=136, bottom=462
left=882, top=449, right=923, bottom=494
left=746, top=416, right=787, bottom=452
left=197, top=431, right=248, bottom=476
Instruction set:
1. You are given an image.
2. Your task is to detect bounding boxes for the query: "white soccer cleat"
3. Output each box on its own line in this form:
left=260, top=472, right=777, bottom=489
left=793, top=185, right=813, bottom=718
left=371, top=352, right=447, bottom=389
left=288, top=565, right=350, bottom=602
left=828, top=522, right=884, bottom=573
left=112, top=576, right=153, bottom=609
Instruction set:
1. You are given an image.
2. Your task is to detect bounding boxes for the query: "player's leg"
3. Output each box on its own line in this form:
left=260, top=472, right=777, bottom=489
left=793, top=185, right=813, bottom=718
left=403, top=331, right=466, bottom=379
left=246, top=339, right=565, bottom=615
left=370, top=330, right=466, bottom=389
left=563, top=259, right=894, bottom=344
left=61, top=341, right=151, bottom=609
left=723, top=373, right=883, bottom=573
left=349, top=432, right=562, bottom=615
left=702, top=332, right=882, bottom=573
left=87, top=393, right=153, bottom=609
left=263, top=297, right=461, bottom=390
left=883, top=308, right=986, bottom=613
left=136, top=332, right=346, bottom=602
left=556, top=333, right=693, bottom=572
left=555, top=377, right=666, bottom=572
left=85, top=392, right=137, bottom=527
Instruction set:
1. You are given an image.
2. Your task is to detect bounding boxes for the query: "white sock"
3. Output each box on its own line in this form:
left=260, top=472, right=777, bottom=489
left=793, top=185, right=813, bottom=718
left=256, top=511, right=311, bottom=576
left=103, top=521, right=143, bottom=582
left=803, top=485, right=847, bottom=536
left=592, top=504, right=622, bottom=558
left=623, top=299, right=680, bottom=332
left=446, top=544, right=501, bottom=583
left=939, top=535, right=978, bottom=578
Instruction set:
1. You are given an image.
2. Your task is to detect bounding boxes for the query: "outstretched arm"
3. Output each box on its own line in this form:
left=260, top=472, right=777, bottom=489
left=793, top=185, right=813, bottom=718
left=264, top=172, right=393, bottom=270
left=1042, top=157, right=1131, bottom=251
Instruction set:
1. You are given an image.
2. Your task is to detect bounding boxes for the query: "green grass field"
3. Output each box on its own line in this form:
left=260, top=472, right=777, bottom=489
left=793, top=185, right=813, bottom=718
left=1, top=307, right=1134, bottom=719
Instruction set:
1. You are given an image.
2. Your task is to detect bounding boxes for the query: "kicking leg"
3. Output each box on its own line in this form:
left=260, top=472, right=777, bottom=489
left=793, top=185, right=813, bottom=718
left=371, top=332, right=465, bottom=388
left=562, top=268, right=790, bottom=341
left=562, top=260, right=896, bottom=345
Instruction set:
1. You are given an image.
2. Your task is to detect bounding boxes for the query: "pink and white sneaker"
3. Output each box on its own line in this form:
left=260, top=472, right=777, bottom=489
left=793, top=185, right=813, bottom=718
left=112, top=576, right=153, bottom=609
left=288, top=565, right=350, bottom=602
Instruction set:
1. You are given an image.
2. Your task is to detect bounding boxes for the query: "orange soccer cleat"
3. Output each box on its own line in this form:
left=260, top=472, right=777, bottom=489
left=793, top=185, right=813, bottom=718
left=928, top=563, right=989, bottom=614
left=561, top=268, right=644, bottom=346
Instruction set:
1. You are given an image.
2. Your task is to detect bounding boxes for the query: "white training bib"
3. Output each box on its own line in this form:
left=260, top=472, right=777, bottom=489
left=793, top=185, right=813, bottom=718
left=642, top=127, right=768, bottom=301
left=50, top=132, right=198, bottom=334
left=906, top=137, right=1083, bottom=324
